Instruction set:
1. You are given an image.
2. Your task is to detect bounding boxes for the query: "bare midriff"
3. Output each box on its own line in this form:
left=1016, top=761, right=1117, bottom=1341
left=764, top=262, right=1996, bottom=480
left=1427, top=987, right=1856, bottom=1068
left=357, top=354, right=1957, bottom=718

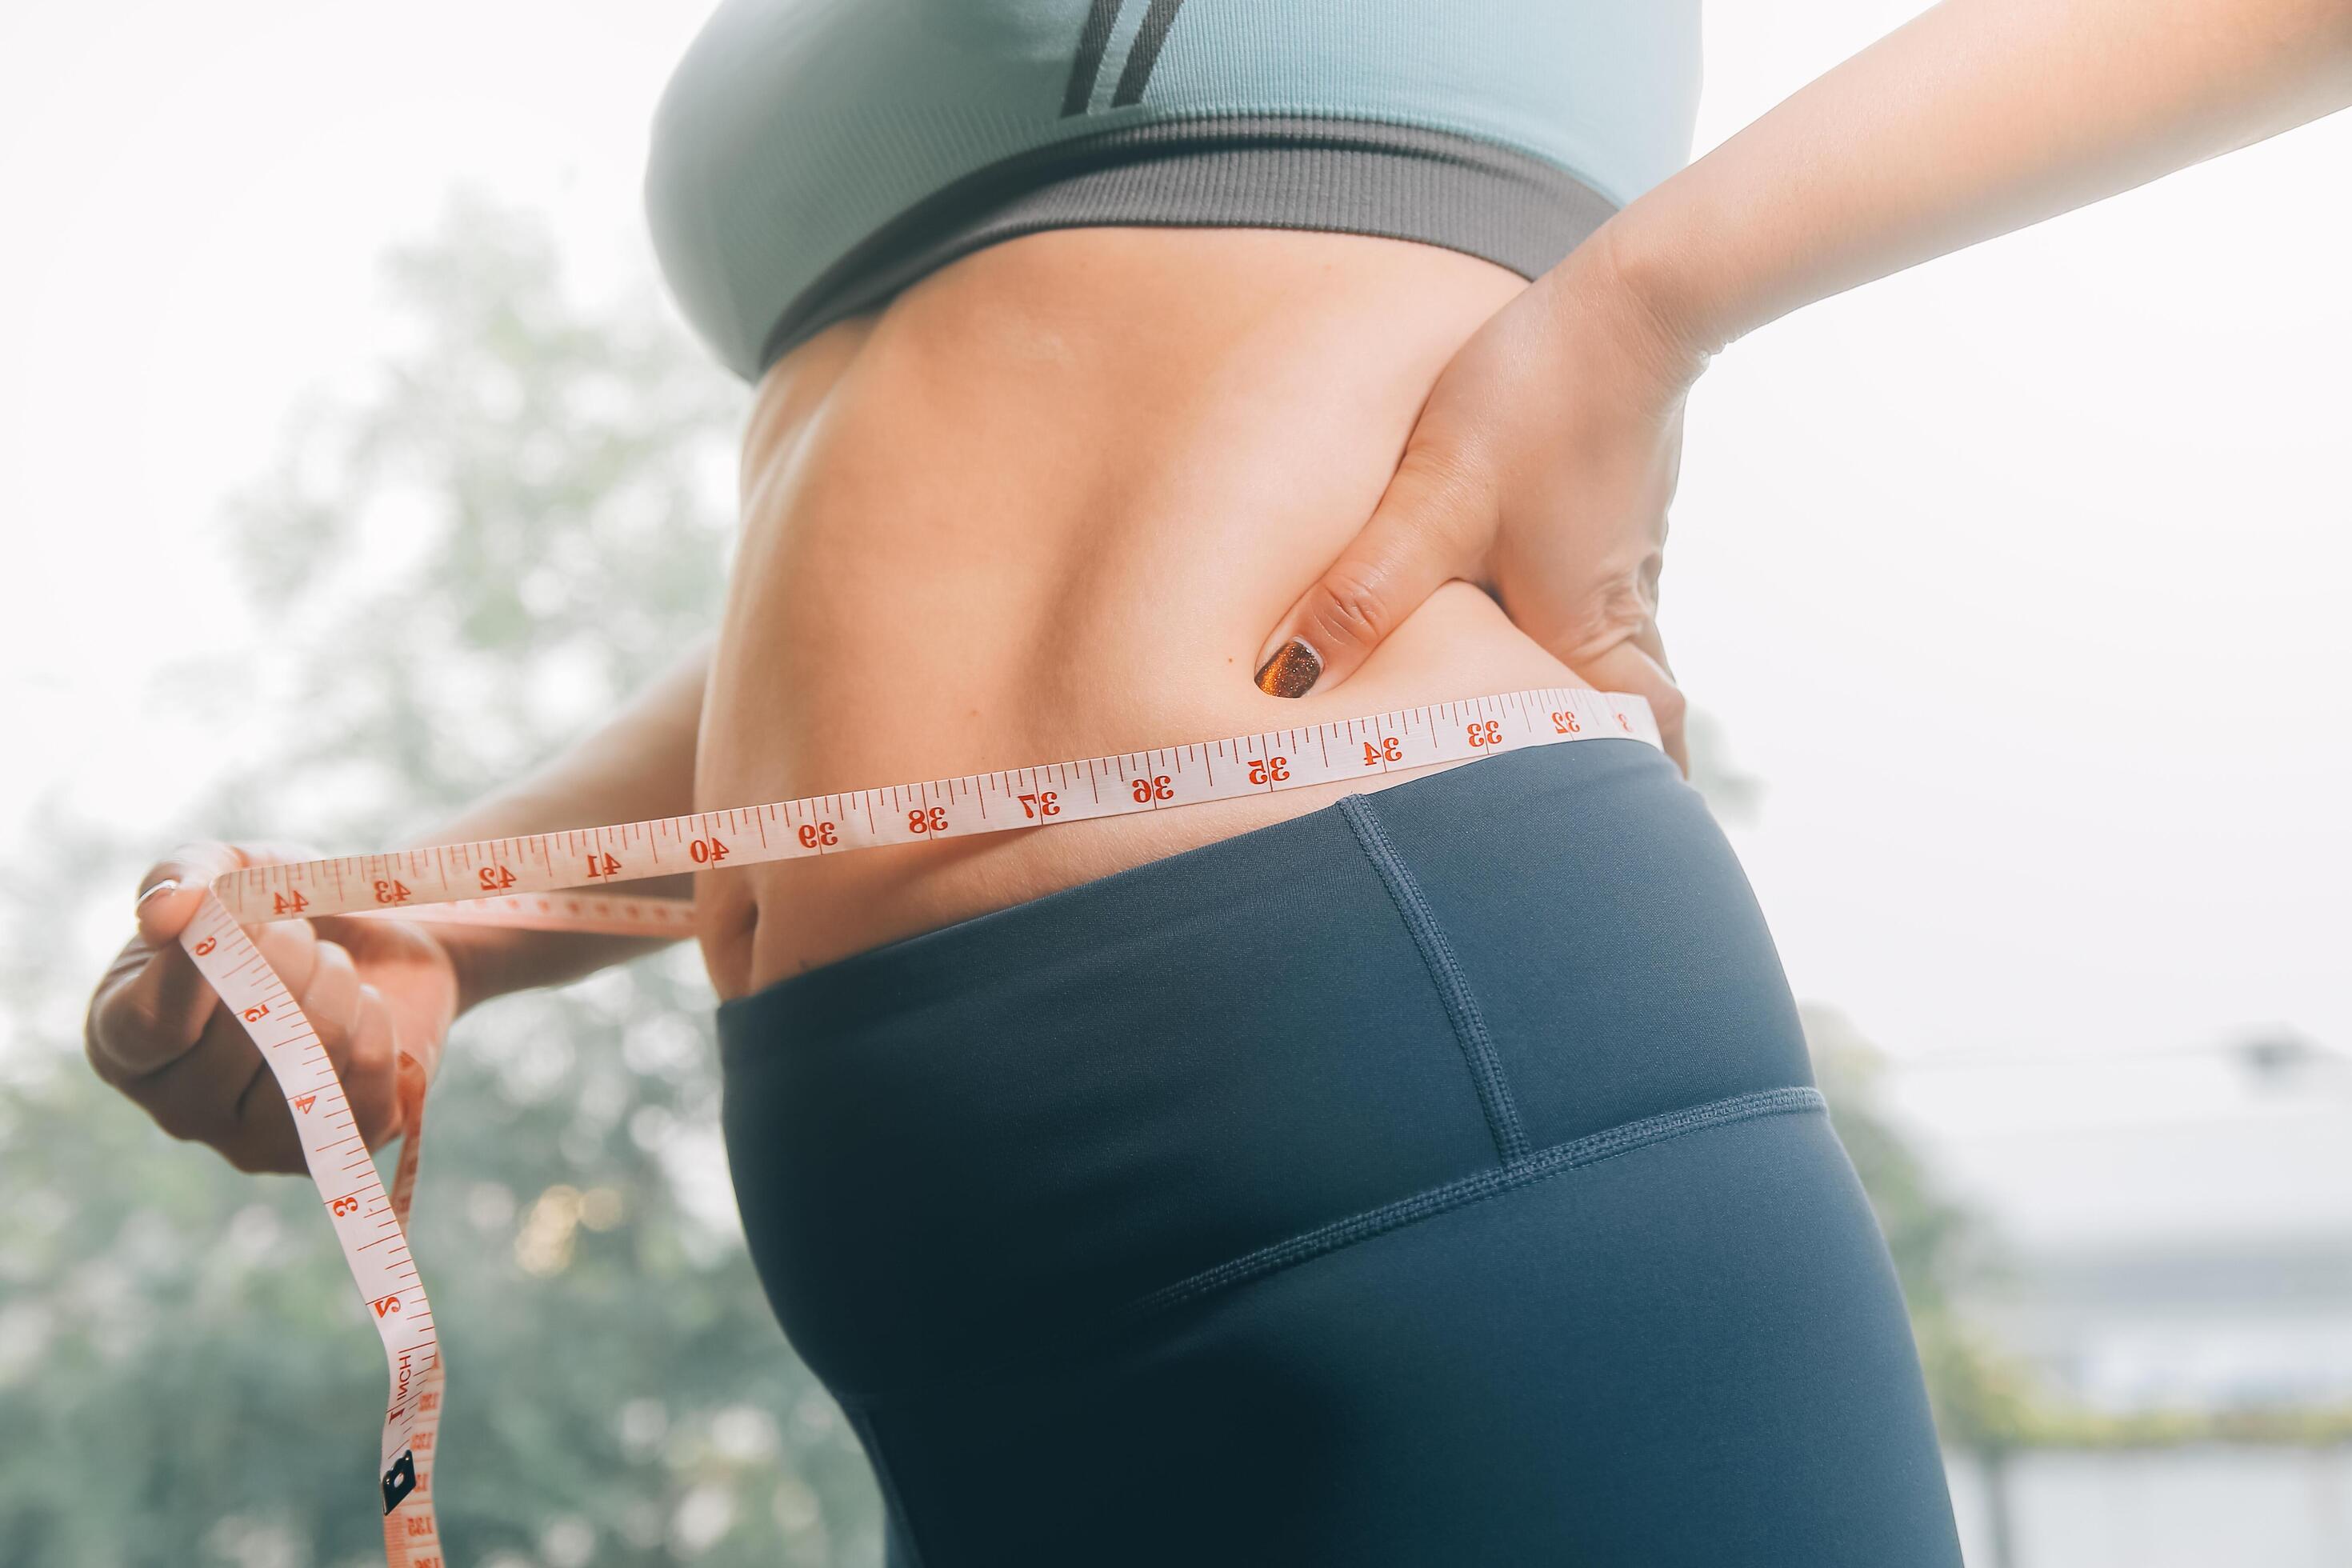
left=694, top=226, right=1595, bottom=1002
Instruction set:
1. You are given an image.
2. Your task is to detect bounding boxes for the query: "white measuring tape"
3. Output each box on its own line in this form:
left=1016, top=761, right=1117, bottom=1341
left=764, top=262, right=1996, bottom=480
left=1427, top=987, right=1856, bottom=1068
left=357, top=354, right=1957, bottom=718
left=176, top=683, right=1658, bottom=1565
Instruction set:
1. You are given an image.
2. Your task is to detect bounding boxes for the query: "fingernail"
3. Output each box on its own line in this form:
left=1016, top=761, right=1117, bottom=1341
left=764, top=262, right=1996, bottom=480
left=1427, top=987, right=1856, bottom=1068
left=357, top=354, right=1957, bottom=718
left=135, top=878, right=179, bottom=913
left=1253, top=638, right=1322, bottom=698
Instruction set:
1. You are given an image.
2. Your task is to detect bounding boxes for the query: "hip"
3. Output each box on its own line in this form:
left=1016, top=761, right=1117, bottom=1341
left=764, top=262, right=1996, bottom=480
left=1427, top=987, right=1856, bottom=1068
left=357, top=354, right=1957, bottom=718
left=716, top=735, right=1813, bottom=1403
left=714, top=739, right=1961, bottom=1563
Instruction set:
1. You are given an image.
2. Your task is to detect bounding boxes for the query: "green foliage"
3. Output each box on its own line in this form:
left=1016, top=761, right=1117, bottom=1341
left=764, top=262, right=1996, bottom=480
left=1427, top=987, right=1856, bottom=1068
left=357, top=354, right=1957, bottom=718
left=1803, top=1005, right=1998, bottom=1322
left=0, top=192, right=882, bottom=1567
left=1804, top=1003, right=2042, bottom=1450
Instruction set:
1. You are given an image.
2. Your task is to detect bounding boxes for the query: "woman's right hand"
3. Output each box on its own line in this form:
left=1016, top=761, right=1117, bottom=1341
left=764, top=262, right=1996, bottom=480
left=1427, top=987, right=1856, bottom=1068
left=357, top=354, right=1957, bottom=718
left=1247, top=226, right=1705, bottom=772
left=84, top=842, right=461, bottom=1174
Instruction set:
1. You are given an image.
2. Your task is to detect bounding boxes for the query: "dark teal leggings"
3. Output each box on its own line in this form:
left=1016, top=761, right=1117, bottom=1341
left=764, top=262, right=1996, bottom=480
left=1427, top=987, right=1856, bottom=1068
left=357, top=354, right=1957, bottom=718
left=718, top=738, right=1964, bottom=1566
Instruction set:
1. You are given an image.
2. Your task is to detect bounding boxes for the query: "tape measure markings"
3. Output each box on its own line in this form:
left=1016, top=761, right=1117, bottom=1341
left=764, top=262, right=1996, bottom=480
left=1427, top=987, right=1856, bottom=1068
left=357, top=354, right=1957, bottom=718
left=177, top=682, right=1658, bottom=1566
left=179, top=896, right=444, bottom=1562
left=214, top=686, right=1658, bottom=928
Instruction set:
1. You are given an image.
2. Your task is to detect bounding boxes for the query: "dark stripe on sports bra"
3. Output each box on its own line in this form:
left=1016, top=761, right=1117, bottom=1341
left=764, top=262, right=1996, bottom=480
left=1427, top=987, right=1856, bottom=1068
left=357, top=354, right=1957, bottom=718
left=1110, top=0, right=1190, bottom=109
left=1062, top=0, right=1126, bottom=118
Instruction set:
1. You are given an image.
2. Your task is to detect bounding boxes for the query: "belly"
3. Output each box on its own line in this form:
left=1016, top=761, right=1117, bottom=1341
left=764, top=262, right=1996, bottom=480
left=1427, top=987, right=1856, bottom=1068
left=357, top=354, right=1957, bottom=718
left=694, top=226, right=1594, bottom=999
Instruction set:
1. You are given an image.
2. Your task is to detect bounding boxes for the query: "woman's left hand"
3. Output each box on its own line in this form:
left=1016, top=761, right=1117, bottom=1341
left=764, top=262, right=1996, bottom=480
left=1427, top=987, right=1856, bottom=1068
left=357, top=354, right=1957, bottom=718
left=1246, top=228, right=1705, bottom=774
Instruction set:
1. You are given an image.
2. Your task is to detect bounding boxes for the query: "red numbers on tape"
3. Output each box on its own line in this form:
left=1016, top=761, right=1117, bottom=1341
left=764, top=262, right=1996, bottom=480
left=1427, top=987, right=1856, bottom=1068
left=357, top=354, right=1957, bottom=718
left=177, top=686, right=1654, bottom=1566
left=206, top=688, right=1653, bottom=930
left=179, top=898, right=446, bottom=1564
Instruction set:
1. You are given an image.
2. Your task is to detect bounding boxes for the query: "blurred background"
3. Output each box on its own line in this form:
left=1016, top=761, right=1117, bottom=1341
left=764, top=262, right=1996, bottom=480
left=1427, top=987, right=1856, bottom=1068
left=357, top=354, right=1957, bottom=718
left=2, top=2, right=2346, bottom=1565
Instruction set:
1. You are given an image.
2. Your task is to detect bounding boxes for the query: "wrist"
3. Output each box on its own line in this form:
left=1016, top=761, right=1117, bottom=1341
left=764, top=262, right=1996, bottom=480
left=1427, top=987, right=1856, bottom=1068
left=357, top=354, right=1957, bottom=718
left=428, top=921, right=511, bottom=1018
left=1579, top=200, right=1725, bottom=390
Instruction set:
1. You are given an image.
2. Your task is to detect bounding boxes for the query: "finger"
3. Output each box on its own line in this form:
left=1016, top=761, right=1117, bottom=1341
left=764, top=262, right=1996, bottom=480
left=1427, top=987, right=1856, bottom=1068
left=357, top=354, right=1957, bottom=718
left=118, top=926, right=348, bottom=1173
left=298, top=940, right=366, bottom=1066
left=1576, top=638, right=1690, bottom=777
left=310, top=914, right=457, bottom=1088
left=104, top=838, right=322, bottom=1074
left=340, top=985, right=404, bottom=1150
left=93, top=919, right=321, bottom=1165
left=1250, top=444, right=1494, bottom=699
left=131, top=842, right=247, bottom=946
left=115, top=1006, right=274, bottom=1158
left=1634, top=551, right=1674, bottom=679
left=92, top=911, right=322, bottom=1079
left=282, top=938, right=370, bottom=1145
left=210, top=942, right=365, bottom=1174
left=225, top=978, right=398, bottom=1172
left=220, top=1034, right=306, bottom=1175
left=102, top=842, right=247, bottom=1057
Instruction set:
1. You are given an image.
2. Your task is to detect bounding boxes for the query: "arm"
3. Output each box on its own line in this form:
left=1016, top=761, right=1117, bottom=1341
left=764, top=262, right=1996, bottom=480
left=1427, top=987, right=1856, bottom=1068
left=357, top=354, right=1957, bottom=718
left=1247, top=0, right=2352, bottom=754
left=88, top=636, right=713, bottom=1173
left=1617, top=0, right=2352, bottom=361
left=406, top=632, right=712, bottom=1015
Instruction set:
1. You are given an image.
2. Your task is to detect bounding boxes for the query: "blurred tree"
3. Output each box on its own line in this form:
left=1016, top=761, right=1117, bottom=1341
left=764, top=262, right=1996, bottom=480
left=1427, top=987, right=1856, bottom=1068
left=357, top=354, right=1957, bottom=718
left=1802, top=1006, right=1996, bottom=1318
left=1800, top=1005, right=2042, bottom=1430
left=0, top=191, right=884, bottom=1567
left=1802, top=1002, right=2038, bottom=1566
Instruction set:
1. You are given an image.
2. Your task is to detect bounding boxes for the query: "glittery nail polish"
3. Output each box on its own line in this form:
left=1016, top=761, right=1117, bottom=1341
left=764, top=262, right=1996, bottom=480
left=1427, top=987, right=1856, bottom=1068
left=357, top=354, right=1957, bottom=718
left=1253, top=638, right=1321, bottom=698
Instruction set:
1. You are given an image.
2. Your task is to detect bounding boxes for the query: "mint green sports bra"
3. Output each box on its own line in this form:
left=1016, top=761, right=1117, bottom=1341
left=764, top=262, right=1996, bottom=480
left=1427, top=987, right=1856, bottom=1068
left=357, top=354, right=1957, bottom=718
left=646, top=0, right=1702, bottom=382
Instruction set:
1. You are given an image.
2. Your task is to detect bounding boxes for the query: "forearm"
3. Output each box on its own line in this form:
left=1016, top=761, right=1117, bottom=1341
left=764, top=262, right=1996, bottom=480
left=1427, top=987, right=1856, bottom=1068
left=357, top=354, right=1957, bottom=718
left=397, top=634, right=713, bottom=1014
left=1609, top=0, right=2352, bottom=360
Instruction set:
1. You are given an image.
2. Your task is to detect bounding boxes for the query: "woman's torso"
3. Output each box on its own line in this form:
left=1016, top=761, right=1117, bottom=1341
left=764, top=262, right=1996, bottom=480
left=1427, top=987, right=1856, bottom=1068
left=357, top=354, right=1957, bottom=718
left=694, top=226, right=1600, bottom=999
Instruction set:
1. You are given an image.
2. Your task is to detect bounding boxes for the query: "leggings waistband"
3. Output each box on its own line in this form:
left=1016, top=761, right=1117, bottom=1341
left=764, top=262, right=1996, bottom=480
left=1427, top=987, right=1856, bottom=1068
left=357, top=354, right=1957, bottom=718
left=717, top=738, right=1812, bottom=1403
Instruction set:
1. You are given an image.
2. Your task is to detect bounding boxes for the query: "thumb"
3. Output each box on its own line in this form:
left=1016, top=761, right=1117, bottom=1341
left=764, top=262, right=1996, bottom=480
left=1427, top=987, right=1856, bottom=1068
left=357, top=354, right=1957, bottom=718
left=133, top=839, right=327, bottom=946
left=1251, top=447, right=1494, bottom=698
left=132, top=842, right=249, bottom=946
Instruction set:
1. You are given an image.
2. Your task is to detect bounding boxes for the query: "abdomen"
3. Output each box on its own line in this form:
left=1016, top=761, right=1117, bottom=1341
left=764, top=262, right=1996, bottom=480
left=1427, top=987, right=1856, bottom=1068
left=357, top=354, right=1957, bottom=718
left=695, top=226, right=1594, bottom=997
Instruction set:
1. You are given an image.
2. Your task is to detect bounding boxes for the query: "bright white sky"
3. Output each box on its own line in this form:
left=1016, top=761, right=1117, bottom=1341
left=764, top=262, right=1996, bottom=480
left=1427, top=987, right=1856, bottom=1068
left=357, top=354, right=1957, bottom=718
left=2, top=0, right=2347, bottom=1250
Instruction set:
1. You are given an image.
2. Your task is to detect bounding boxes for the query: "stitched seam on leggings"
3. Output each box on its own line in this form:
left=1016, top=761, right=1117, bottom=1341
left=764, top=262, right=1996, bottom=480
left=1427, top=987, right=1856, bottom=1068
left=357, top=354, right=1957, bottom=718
left=830, top=1086, right=1826, bottom=1412
left=1338, top=792, right=1530, bottom=1166
left=1121, top=1086, right=1826, bottom=1319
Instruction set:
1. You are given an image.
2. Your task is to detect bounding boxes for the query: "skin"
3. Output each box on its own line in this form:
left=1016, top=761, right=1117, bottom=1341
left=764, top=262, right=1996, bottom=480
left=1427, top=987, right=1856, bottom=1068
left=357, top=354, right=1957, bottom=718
left=692, top=230, right=1608, bottom=999
left=87, top=0, right=2352, bottom=1173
